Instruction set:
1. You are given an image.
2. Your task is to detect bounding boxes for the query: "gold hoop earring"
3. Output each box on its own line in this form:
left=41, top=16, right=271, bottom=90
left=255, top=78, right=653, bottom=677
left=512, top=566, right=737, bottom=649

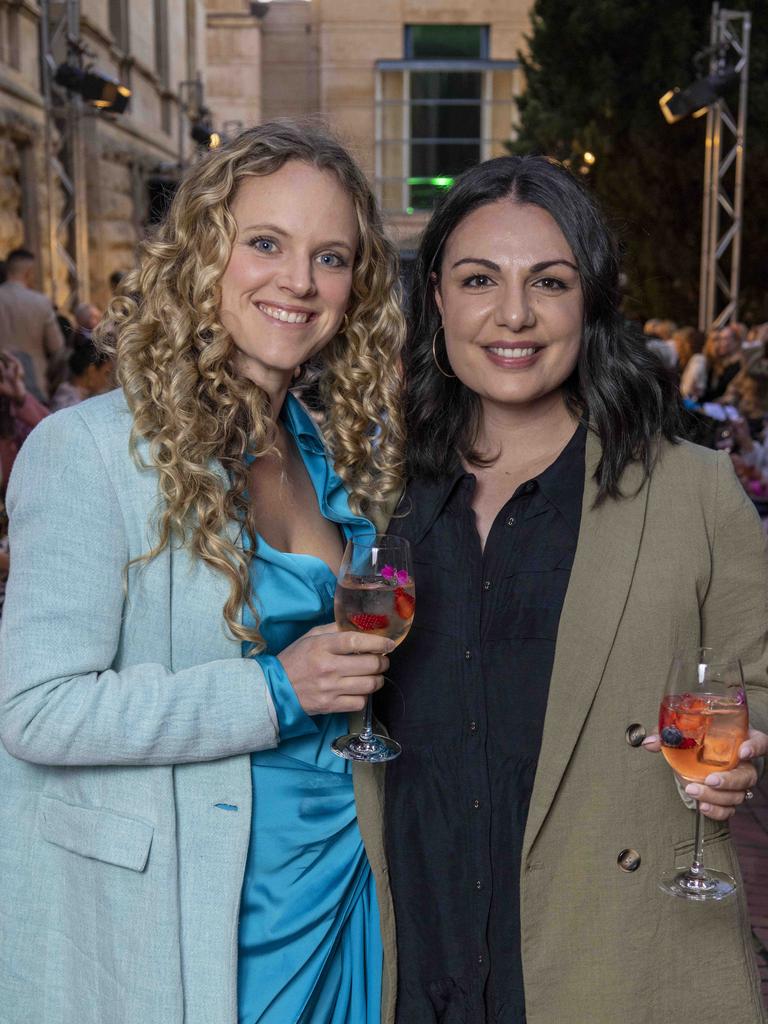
left=432, top=325, right=456, bottom=379
left=341, top=312, right=351, bottom=334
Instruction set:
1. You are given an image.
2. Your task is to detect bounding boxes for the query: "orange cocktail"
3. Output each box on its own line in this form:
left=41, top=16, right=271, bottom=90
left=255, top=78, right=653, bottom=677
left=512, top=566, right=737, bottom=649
left=659, top=692, right=748, bottom=784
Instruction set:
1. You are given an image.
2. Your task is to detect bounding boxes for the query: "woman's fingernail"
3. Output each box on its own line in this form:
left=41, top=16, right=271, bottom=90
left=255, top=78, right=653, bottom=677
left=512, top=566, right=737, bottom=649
left=699, top=803, right=712, bottom=812
left=386, top=640, right=396, bottom=653
left=686, top=784, right=701, bottom=797
left=641, top=736, right=657, bottom=747
left=705, top=775, right=722, bottom=787
left=741, top=746, right=754, bottom=759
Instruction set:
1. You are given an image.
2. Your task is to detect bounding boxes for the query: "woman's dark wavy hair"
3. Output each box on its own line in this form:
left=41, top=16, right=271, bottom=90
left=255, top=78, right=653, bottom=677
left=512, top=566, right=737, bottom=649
left=405, top=155, right=684, bottom=501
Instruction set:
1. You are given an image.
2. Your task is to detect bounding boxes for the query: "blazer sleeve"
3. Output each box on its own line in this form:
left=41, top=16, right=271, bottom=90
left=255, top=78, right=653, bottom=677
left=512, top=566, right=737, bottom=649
left=0, top=411, right=280, bottom=767
left=701, top=451, right=768, bottom=734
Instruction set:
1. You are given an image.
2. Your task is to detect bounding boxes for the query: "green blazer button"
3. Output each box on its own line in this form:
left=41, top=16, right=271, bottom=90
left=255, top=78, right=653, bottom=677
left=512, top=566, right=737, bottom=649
left=617, top=848, right=641, bottom=872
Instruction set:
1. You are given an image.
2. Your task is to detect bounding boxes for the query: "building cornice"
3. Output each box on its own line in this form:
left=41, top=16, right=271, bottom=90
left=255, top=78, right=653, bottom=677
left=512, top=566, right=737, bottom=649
left=88, top=113, right=182, bottom=166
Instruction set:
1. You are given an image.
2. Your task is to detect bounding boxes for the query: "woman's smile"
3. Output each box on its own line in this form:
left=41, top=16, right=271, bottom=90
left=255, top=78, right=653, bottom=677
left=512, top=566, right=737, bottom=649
left=255, top=301, right=318, bottom=325
left=483, top=343, right=545, bottom=368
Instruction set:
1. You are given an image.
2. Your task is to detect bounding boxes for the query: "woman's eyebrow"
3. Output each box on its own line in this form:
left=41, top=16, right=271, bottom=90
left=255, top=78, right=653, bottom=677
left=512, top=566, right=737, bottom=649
left=529, top=259, right=578, bottom=273
left=450, top=256, right=578, bottom=273
left=450, top=257, right=501, bottom=271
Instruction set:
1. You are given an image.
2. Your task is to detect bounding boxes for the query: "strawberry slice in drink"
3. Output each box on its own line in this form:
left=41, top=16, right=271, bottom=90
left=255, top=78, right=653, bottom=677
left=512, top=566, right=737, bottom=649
left=393, top=587, right=415, bottom=621
left=348, top=613, right=390, bottom=632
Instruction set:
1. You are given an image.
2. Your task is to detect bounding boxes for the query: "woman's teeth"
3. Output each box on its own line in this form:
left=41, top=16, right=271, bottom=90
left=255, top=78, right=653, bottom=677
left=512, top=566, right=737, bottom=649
left=487, top=346, right=538, bottom=358
left=258, top=303, right=310, bottom=324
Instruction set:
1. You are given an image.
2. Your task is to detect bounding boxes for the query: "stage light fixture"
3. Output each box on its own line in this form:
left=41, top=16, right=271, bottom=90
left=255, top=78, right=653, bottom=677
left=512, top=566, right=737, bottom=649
left=54, top=63, right=131, bottom=114
left=190, top=118, right=221, bottom=149
left=659, top=67, right=738, bottom=125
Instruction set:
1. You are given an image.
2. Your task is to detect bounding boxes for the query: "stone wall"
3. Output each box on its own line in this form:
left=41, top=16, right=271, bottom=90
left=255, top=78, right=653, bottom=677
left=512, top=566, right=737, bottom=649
left=0, top=131, right=22, bottom=257
left=0, top=0, right=208, bottom=314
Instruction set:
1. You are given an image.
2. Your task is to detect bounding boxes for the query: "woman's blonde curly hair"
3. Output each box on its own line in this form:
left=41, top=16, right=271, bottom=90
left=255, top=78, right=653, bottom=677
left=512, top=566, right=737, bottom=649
left=98, top=120, right=406, bottom=650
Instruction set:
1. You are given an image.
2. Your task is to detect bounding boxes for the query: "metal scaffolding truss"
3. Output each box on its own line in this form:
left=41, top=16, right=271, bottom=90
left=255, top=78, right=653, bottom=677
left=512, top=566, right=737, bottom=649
left=698, top=4, right=750, bottom=331
left=39, top=0, right=90, bottom=308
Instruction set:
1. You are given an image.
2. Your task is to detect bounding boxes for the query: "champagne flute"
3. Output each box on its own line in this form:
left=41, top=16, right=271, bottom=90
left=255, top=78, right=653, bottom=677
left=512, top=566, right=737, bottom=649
left=331, top=535, right=414, bottom=762
left=658, top=648, right=748, bottom=901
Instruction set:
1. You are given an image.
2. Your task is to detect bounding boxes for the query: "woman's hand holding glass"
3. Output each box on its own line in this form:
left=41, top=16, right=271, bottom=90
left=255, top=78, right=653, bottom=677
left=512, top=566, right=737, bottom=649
left=643, top=715, right=767, bottom=821
left=649, top=649, right=752, bottom=900
left=277, top=623, right=394, bottom=717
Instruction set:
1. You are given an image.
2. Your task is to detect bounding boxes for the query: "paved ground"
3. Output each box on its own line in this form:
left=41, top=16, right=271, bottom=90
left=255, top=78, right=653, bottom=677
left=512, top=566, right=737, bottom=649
left=731, top=775, right=768, bottom=1007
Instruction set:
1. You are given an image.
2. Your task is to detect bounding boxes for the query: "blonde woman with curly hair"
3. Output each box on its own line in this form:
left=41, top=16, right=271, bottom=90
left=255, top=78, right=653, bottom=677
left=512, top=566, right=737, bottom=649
left=0, top=122, right=405, bottom=1024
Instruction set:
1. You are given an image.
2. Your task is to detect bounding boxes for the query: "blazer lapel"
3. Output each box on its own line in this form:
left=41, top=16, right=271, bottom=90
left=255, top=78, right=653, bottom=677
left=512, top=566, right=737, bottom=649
left=522, top=429, right=651, bottom=864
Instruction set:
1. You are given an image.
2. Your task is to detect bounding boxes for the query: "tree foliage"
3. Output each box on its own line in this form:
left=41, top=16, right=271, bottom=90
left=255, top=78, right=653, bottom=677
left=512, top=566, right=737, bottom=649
left=511, top=0, right=768, bottom=324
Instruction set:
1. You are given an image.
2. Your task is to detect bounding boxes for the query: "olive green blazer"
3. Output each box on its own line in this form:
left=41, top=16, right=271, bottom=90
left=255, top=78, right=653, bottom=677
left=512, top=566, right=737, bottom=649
left=354, top=429, right=768, bottom=1023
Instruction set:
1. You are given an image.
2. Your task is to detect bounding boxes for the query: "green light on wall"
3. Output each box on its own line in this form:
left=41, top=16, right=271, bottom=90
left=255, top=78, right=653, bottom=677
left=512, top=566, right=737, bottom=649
left=407, top=176, right=455, bottom=188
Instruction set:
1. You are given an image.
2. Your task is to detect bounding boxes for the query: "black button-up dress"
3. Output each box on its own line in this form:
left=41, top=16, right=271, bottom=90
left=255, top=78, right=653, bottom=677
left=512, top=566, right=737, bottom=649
left=378, top=425, right=586, bottom=1024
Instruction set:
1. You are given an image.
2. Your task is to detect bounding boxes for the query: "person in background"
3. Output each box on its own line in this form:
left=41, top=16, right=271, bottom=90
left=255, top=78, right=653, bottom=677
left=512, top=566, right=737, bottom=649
left=0, top=248, right=64, bottom=401
left=71, top=301, right=102, bottom=346
left=721, top=335, right=768, bottom=435
left=49, top=341, right=114, bottom=412
left=643, top=316, right=678, bottom=370
left=703, top=324, right=743, bottom=402
left=378, top=154, right=768, bottom=1024
left=0, top=349, right=48, bottom=486
left=676, top=325, right=708, bottom=400
left=727, top=416, right=768, bottom=503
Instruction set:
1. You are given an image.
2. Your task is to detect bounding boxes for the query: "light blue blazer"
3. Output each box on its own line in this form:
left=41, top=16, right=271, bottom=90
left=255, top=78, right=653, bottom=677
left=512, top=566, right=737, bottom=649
left=0, top=390, right=282, bottom=1024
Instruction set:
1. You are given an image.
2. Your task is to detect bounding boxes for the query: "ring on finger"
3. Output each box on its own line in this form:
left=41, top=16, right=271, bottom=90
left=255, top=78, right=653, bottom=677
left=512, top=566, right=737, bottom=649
left=745, top=789, right=755, bottom=801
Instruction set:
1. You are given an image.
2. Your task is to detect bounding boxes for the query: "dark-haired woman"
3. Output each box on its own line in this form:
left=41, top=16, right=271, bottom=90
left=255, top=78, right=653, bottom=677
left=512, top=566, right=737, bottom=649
left=377, top=155, right=768, bottom=1024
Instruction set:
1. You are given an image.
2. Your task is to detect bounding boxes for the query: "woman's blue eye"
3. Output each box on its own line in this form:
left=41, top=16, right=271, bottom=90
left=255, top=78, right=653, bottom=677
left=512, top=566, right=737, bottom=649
left=317, top=252, right=346, bottom=268
left=249, top=237, right=277, bottom=253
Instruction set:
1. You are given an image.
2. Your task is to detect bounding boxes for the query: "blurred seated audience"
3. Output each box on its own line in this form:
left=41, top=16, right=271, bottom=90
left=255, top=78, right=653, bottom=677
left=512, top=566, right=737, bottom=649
left=49, top=342, right=114, bottom=412
left=643, top=317, right=678, bottom=370
left=721, top=338, right=768, bottom=434
left=0, top=349, right=48, bottom=486
left=725, top=417, right=768, bottom=504
left=674, top=326, right=707, bottom=400
left=702, top=324, right=742, bottom=401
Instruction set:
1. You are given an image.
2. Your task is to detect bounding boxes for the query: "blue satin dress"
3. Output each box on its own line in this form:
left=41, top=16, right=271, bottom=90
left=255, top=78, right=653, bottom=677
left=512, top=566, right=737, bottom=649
left=237, top=394, right=382, bottom=1024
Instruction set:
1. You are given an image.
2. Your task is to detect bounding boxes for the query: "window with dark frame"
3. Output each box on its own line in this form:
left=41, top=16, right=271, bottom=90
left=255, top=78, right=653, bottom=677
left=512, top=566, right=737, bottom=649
left=404, top=24, right=488, bottom=210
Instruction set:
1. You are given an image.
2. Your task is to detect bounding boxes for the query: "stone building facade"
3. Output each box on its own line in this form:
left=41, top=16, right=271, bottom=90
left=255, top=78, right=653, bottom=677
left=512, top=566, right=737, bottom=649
left=0, top=0, right=208, bottom=312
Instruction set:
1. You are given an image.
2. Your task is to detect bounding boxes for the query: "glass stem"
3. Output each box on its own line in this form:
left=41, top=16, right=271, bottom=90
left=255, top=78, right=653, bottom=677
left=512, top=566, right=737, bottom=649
left=359, top=695, right=374, bottom=741
left=690, top=800, right=705, bottom=877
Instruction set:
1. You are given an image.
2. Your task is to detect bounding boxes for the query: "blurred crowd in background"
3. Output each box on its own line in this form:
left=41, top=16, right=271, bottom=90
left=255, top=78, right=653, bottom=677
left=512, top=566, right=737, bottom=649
left=642, top=317, right=768, bottom=511
left=0, top=248, right=117, bottom=613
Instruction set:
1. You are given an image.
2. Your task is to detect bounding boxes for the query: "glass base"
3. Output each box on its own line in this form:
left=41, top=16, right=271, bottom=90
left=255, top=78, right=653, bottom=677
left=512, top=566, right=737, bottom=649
left=331, top=731, right=402, bottom=763
left=659, top=867, right=738, bottom=902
